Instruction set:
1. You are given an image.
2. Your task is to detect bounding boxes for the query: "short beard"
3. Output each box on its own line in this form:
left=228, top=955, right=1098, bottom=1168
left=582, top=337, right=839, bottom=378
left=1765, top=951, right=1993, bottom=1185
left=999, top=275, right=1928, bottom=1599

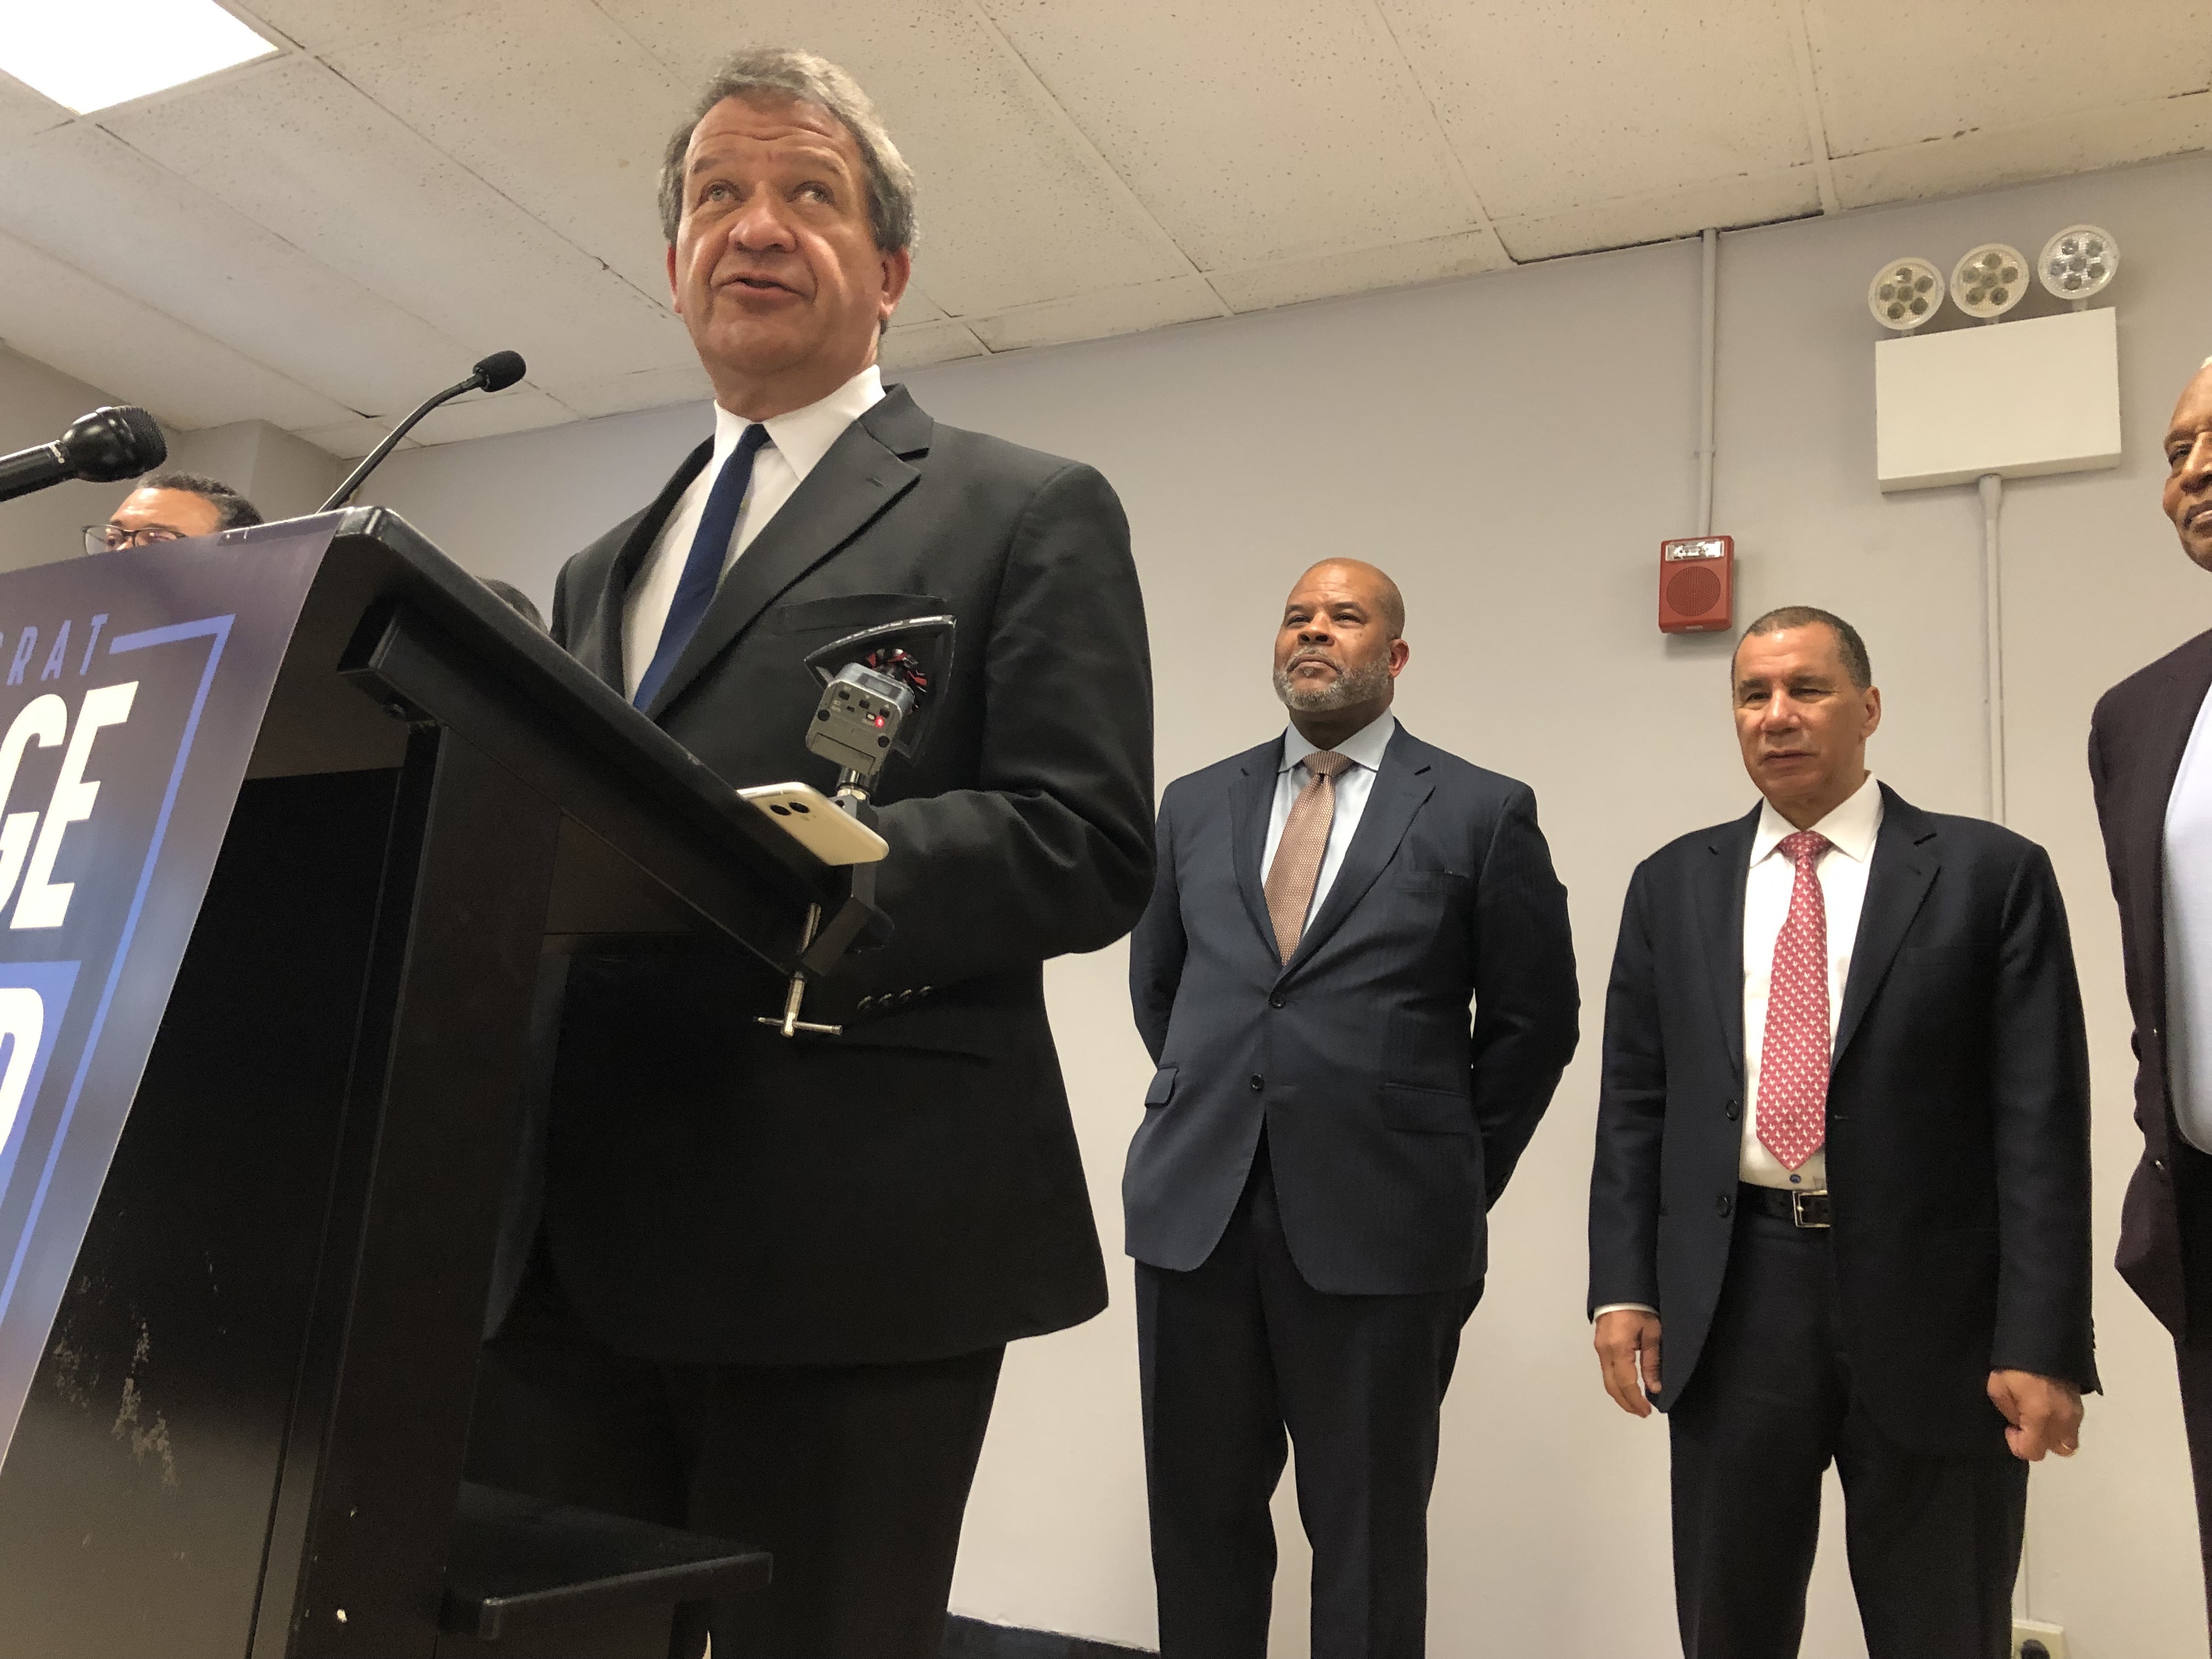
left=1274, top=653, right=1392, bottom=713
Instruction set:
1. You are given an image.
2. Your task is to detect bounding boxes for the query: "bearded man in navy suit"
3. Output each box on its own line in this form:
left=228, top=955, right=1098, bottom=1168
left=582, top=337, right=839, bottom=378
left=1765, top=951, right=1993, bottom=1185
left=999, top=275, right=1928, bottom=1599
left=1125, top=558, right=1579, bottom=1659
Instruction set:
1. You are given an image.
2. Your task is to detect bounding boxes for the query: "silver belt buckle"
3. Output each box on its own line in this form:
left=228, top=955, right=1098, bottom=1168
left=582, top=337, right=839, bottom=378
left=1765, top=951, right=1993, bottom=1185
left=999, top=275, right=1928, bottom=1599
left=1790, top=1190, right=1833, bottom=1229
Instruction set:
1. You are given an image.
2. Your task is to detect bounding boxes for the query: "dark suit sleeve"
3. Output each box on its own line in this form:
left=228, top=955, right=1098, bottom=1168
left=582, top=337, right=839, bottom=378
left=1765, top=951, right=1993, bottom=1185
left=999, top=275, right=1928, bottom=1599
left=1468, top=784, right=1578, bottom=1206
left=1588, top=862, right=1665, bottom=1316
left=855, top=462, right=1156, bottom=991
left=1987, top=843, right=2098, bottom=1390
left=1128, top=789, right=1185, bottom=1064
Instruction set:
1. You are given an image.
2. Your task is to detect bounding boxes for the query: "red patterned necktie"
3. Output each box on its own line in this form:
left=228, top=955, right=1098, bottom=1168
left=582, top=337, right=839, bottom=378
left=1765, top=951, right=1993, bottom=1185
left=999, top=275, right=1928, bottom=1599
left=1756, top=830, right=1833, bottom=1172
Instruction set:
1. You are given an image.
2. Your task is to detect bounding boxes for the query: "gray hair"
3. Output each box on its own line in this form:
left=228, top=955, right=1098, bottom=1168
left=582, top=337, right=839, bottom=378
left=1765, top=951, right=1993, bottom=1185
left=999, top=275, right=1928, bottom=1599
left=657, top=47, right=916, bottom=255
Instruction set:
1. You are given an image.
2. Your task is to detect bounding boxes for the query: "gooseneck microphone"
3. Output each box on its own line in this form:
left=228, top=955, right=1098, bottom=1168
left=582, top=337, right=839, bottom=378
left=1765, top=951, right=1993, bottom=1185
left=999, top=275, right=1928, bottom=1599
left=319, top=350, right=528, bottom=512
left=0, top=406, right=168, bottom=505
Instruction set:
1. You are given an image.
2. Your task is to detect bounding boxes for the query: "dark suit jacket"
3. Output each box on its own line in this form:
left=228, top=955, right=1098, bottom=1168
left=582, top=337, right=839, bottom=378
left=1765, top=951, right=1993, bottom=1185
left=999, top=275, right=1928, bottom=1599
left=2090, top=628, right=2212, bottom=1339
left=540, top=385, right=1154, bottom=1367
left=1123, top=725, right=1578, bottom=1296
left=1588, top=785, right=2097, bottom=1455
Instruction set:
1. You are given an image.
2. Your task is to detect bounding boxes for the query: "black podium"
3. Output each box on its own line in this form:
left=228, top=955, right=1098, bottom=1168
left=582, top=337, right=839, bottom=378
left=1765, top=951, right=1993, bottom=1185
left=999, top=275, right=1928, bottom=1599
left=0, top=511, right=845, bottom=1657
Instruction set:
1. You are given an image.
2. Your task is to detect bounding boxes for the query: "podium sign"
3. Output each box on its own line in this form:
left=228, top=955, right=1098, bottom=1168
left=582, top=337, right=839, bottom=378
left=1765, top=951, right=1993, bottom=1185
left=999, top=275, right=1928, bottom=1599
left=0, top=510, right=822, bottom=1657
left=0, top=526, right=330, bottom=1470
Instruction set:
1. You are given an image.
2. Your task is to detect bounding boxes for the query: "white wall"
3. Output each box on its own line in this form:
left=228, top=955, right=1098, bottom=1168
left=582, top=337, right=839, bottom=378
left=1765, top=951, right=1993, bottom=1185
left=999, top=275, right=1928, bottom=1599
left=0, top=346, right=145, bottom=572
left=369, top=150, right=2212, bottom=1659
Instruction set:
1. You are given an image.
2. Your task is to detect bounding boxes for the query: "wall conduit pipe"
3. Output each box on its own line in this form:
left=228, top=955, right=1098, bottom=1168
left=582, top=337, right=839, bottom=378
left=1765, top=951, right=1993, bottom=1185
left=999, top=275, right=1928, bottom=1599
left=1980, top=470, right=2006, bottom=823
left=1698, top=227, right=1718, bottom=537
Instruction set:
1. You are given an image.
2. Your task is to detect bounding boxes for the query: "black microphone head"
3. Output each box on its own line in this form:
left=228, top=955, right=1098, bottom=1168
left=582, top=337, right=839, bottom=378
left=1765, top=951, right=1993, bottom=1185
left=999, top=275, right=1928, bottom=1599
left=59, top=406, right=166, bottom=483
left=472, top=351, right=526, bottom=393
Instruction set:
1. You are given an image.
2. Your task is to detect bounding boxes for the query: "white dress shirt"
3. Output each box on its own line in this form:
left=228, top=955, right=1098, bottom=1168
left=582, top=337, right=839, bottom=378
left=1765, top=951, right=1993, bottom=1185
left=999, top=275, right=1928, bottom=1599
left=2164, top=685, right=2212, bottom=1154
left=621, top=365, right=885, bottom=699
left=1594, top=773, right=1882, bottom=1322
left=1740, top=771, right=1883, bottom=1190
left=1262, top=711, right=1398, bottom=921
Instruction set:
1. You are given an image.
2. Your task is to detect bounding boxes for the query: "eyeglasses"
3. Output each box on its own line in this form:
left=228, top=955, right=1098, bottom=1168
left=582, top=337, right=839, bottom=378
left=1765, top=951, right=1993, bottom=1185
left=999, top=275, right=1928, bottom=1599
left=83, top=524, right=187, bottom=557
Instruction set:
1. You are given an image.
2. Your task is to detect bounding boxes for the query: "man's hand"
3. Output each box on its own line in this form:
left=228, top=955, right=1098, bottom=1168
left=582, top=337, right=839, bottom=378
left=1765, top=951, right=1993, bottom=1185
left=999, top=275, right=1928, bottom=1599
left=1987, top=1369, right=2084, bottom=1462
left=1594, top=1310, right=1663, bottom=1418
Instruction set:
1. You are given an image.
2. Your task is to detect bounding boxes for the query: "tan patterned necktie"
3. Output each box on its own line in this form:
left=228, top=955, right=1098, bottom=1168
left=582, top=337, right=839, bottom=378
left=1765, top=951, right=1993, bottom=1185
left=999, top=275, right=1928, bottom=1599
left=1264, top=751, right=1352, bottom=963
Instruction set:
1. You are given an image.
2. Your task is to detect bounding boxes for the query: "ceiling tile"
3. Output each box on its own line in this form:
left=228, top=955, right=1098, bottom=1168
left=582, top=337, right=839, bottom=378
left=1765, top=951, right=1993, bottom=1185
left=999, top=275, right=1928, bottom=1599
left=1381, top=0, right=1812, bottom=221
left=105, top=56, right=697, bottom=392
left=547, top=362, right=716, bottom=420
left=977, top=0, right=1474, bottom=270
left=322, top=0, right=687, bottom=300
left=0, top=122, right=471, bottom=414
left=296, top=416, right=420, bottom=460
left=0, top=71, right=68, bottom=144
left=0, top=227, right=353, bottom=432
left=881, top=320, right=988, bottom=370
left=1211, top=230, right=1510, bottom=314
left=407, top=386, right=581, bottom=445
left=1832, top=91, right=2212, bottom=211
left=894, top=285, right=950, bottom=326
left=1494, top=167, right=1820, bottom=262
left=968, top=276, right=1222, bottom=353
left=229, top=0, right=505, bottom=54
left=596, top=0, right=1190, bottom=314
left=1807, top=0, right=2212, bottom=159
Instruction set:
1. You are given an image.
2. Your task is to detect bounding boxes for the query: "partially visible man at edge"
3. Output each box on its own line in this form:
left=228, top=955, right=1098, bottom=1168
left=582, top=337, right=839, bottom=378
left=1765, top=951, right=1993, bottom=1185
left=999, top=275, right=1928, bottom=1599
left=86, top=471, right=261, bottom=555
left=2087, top=356, right=2212, bottom=1641
left=461, top=46, right=1153, bottom=1659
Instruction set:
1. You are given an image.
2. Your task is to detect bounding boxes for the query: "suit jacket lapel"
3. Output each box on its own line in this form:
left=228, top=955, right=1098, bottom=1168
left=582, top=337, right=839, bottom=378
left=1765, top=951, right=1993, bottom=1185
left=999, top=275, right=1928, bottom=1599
left=1229, top=739, right=1283, bottom=958
left=2123, top=636, right=2212, bottom=1013
left=575, top=439, right=709, bottom=692
left=643, top=387, right=932, bottom=720
left=1280, top=730, right=1432, bottom=976
left=1697, top=808, right=1757, bottom=1083
left=1833, top=785, right=1940, bottom=1065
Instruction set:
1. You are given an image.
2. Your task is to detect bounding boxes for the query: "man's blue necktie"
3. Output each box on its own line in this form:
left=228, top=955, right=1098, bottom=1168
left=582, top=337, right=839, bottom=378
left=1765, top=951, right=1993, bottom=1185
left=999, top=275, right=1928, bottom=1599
left=633, top=421, right=772, bottom=709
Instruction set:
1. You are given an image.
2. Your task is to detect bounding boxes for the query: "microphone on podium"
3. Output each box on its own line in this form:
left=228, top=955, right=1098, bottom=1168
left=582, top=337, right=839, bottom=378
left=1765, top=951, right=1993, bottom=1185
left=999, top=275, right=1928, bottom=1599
left=319, top=351, right=528, bottom=512
left=0, top=406, right=167, bottom=505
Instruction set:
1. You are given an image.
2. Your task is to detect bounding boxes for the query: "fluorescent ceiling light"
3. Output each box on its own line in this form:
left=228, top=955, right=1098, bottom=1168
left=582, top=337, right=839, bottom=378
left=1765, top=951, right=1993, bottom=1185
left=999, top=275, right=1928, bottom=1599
left=0, top=0, right=276, bottom=116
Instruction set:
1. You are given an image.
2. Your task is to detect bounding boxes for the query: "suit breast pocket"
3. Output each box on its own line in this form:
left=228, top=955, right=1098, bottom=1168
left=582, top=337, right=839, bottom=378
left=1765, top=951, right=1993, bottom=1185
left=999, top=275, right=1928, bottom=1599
left=768, top=593, right=946, bottom=636
left=1398, top=868, right=1472, bottom=894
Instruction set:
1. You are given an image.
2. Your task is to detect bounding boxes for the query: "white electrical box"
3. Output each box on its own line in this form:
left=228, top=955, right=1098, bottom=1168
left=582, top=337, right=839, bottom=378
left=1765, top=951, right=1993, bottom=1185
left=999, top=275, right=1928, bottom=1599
left=1875, top=308, right=2121, bottom=492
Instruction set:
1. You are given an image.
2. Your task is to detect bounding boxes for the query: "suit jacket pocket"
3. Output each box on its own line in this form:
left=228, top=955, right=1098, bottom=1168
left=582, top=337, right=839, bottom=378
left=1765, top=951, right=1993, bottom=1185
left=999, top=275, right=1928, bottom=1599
left=1144, top=1065, right=1178, bottom=1108
left=1380, top=1082, right=1474, bottom=1135
left=1398, top=868, right=1471, bottom=892
left=769, top=592, right=945, bottom=635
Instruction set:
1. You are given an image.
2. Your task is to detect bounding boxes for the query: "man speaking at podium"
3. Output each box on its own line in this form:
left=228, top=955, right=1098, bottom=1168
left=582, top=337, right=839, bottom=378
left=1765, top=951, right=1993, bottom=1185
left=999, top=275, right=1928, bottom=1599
left=465, top=48, right=1154, bottom=1659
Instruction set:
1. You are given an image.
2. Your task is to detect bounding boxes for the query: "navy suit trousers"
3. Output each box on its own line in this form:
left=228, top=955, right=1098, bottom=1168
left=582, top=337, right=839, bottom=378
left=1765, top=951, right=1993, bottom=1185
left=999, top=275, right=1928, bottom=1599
left=1137, top=1134, right=1480, bottom=1659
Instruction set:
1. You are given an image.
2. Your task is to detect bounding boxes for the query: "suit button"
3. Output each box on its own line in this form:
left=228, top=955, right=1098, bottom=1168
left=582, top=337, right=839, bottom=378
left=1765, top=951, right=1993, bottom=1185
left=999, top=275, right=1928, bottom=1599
left=1724, top=1098, right=1740, bottom=1121
left=1249, top=1074, right=1264, bottom=1092
left=1716, top=1193, right=1734, bottom=1218
left=1269, top=995, right=1286, bottom=1009
left=2155, top=1158, right=2168, bottom=1173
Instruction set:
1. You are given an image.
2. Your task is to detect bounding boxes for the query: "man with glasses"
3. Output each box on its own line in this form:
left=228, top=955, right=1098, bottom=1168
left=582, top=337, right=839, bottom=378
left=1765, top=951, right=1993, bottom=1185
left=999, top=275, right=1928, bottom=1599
left=86, top=472, right=261, bottom=555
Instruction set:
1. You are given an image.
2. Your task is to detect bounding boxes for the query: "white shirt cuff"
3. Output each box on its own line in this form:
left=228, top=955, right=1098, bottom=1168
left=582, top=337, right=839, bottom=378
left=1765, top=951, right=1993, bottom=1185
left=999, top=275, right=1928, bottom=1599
left=1592, top=1303, right=1659, bottom=1321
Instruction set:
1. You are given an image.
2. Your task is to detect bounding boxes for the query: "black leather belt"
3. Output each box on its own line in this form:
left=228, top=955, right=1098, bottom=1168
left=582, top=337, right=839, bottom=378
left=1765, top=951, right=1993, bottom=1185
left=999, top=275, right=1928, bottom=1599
left=1740, top=1183, right=1832, bottom=1228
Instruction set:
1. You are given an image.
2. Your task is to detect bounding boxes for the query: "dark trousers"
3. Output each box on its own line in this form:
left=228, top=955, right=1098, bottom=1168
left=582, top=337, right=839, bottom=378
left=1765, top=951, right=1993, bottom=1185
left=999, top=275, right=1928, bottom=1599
left=465, top=1252, right=1004, bottom=1659
left=1135, top=1138, right=1478, bottom=1659
left=2177, top=1139, right=2212, bottom=1640
left=1669, top=1202, right=2028, bottom=1659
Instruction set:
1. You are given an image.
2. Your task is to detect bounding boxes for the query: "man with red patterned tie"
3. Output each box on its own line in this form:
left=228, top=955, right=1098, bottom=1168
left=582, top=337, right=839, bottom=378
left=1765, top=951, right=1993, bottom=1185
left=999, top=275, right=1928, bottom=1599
left=1587, top=606, right=2095, bottom=1658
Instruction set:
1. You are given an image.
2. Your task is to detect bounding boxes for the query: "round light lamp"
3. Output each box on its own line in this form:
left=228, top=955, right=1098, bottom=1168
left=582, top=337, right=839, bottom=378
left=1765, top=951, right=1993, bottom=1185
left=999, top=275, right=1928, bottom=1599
left=1950, top=244, right=2028, bottom=320
left=2038, top=224, right=2119, bottom=302
left=1868, top=257, right=1944, bottom=331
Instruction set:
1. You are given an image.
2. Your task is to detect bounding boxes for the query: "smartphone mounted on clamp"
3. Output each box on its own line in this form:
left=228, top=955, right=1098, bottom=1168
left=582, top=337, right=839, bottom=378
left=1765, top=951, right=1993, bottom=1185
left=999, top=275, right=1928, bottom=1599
left=752, top=614, right=957, bottom=1037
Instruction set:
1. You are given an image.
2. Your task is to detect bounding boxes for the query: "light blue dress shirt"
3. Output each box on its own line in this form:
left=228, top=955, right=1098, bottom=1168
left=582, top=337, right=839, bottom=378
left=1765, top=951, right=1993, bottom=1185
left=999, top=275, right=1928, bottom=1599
left=1262, top=710, right=1397, bottom=924
left=2164, top=685, right=2212, bottom=1155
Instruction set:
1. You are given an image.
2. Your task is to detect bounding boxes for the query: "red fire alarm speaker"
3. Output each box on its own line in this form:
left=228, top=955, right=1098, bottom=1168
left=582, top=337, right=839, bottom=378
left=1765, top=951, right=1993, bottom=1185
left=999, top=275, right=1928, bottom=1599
left=1658, top=535, right=1733, bottom=633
